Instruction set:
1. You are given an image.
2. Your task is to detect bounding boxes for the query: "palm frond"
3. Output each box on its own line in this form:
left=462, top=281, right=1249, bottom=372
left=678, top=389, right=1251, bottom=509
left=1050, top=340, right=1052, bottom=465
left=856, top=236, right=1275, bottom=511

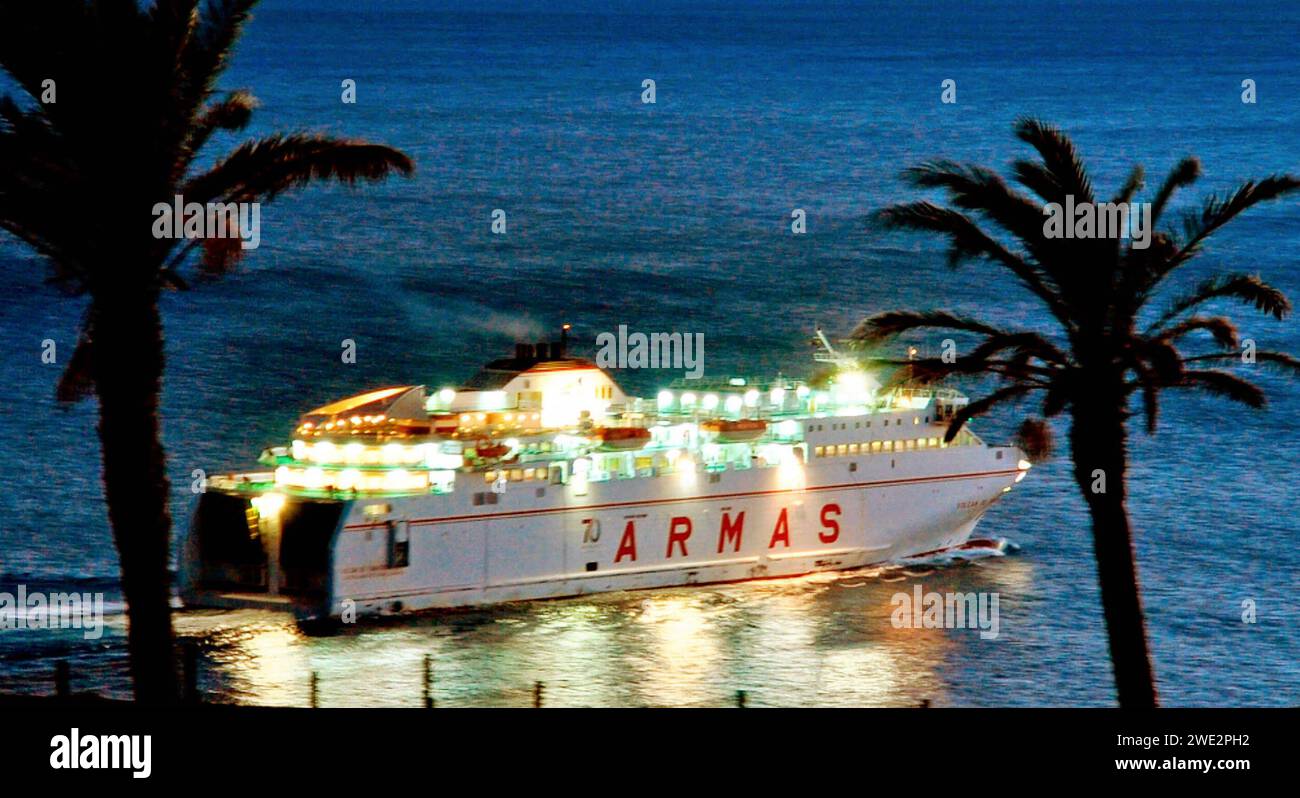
left=1014, top=117, right=1094, bottom=204
left=183, top=133, right=415, bottom=205
left=1171, top=175, right=1300, bottom=265
left=1148, top=273, right=1291, bottom=332
left=1174, top=369, right=1266, bottom=409
left=852, top=309, right=1006, bottom=342
left=1010, top=159, right=1061, bottom=203
left=944, top=383, right=1036, bottom=442
left=876, top=202, right=1070, bottom=324
left=1110, top=164, right=1145, bottom=206
left=1181, top=350, right=1300, bottom=376
left=1127, top=361, right=1162, bottom=434
left=1150, top=156, right=1200, bottom=223
left=1130, top=337, right=1184, bottom=384
left=183, top=89, right=258, bottom=163
left=175, top=0, right=258, bottom=123
left=902, top=160, right=1045, bottom=242
left=1154, top=315, right=1239, bottom=350
left=966, top=330, right=1069, bottom=366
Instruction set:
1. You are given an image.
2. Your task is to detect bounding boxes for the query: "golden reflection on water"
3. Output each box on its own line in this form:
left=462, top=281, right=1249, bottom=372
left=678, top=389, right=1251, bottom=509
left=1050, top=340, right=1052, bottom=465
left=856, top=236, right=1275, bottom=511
left=194, top=555, right=1032, bottom=707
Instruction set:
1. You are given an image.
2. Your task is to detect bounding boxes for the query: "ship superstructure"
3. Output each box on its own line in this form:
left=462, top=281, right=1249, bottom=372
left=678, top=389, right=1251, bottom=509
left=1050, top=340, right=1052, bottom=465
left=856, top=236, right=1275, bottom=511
left=180, top=330, right=1030, bottom=620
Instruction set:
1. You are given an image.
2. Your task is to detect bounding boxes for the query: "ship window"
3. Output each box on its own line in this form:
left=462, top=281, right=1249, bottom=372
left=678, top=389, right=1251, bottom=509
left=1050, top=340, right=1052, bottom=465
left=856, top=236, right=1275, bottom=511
left=814, top=446, right=825, bottom=458
left=930, top=437, right=939, bottom=447
left=865, top=421, right=871, bottom=428
left=523, top=468, right=535, bottom=480
left=510, top=469, right=524, bottom=481
left=387, top=521, right=409, bottom=569
left=870, top=441, right=882, bottom=453
left=836, top=444, right=847, bottom=456
left=484, top=471, right=497, bottom=484
left=849, top=443, right=859, bottom=455
left=913, top=417, right=920, bottom=425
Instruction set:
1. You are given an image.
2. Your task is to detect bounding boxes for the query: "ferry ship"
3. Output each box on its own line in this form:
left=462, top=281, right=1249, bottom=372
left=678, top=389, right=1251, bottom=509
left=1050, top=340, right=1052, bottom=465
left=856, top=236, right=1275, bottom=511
left=179, top=329, right=1031, bottom=621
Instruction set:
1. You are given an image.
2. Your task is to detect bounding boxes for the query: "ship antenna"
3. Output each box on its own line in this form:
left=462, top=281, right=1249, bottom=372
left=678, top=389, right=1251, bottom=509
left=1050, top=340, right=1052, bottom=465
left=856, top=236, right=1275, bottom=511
left=813, top=326, right=859, bottom=370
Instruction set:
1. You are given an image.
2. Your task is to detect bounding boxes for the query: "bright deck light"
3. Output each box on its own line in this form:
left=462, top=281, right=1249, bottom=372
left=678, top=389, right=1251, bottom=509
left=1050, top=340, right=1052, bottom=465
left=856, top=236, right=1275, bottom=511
left=657, top=390, right=674, bottom=409
left=251, top=492, right=286, bottom=519
left=724, top=395, right=743, bottom=414
left=304, top=467, right=325, bottom=489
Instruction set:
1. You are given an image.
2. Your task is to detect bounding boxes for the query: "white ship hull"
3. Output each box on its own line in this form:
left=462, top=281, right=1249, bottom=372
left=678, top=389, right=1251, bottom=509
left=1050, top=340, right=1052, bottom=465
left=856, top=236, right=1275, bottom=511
left=182, top=442, right=1023, bottom=620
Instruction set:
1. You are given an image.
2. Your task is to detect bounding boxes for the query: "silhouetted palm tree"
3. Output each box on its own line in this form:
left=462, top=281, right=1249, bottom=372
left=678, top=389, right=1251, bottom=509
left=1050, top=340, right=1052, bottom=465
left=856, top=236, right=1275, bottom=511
left=0, top=0, right=413, bottom=702
left=857, top=118, right=1299, bottom=707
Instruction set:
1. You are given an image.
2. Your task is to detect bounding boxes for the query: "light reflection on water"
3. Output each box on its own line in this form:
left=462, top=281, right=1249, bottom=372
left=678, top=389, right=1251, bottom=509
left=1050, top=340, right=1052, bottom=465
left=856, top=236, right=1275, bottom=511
left=163, top=553, right=1032, bottom=708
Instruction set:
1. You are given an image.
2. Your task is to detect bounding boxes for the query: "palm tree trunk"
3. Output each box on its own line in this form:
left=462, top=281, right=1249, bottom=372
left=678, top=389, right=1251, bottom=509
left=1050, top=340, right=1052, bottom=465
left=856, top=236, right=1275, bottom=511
left=1069, top=400, right=1158, bottom=708
left=90, top=289, right=179, bottom=704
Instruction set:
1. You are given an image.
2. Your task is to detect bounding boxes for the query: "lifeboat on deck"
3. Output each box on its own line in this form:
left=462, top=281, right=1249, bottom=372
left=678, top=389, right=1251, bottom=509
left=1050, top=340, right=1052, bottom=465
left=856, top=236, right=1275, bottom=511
left=595, top=427, right=651, bottom=451
left=700, top=418, right=767, bottom=442
left=473, top=441, right=511, bottom=460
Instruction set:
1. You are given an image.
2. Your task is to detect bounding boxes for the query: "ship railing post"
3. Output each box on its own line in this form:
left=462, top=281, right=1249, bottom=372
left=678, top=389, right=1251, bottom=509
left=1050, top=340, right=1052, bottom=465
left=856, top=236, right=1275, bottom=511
left=422, top=654, right=434, bottom=709
left=310, top=671, right=319, bottom=708
left=533, top=680, right=544, bottom=708
left=735, top=689, right=747, bottom=708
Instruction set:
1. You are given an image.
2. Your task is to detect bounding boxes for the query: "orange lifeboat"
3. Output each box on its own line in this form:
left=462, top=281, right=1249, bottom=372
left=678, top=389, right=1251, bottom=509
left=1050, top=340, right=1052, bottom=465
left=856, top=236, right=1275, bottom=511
left=700, top=419, right=767, bottom=442
left=594, top=427, right=651, bottom=451
left=473, top=441, right=511, bottom=459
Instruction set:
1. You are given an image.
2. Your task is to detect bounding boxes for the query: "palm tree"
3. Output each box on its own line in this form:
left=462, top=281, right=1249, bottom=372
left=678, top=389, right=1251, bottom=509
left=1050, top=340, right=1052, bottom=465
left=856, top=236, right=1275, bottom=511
left=0, top=1, right=413, bottom=703
left=857, top=118, right=1299, bottom=707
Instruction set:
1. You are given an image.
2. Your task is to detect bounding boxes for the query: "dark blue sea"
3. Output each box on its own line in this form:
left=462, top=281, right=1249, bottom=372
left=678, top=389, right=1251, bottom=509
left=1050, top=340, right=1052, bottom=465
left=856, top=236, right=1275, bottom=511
left=1, top=0, right=1297, bottom=705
